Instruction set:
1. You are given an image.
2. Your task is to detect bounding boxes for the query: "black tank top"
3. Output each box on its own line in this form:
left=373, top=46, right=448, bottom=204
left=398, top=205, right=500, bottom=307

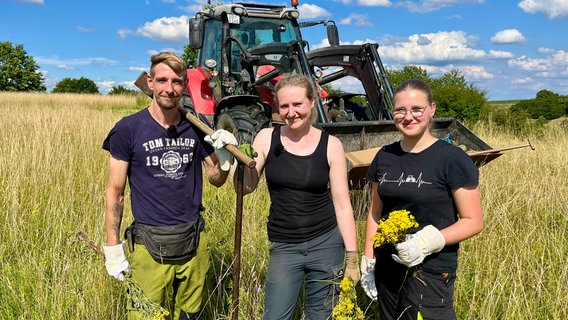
left=265, top=126, right=337, bottom=243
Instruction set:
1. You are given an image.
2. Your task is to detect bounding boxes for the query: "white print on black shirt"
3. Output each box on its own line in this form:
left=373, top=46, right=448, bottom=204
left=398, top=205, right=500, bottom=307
left=378, top=172, right=432, bottom=188
left=141, top=137, right=196, bottom=180
left=142, top=137, right=196, bottom=151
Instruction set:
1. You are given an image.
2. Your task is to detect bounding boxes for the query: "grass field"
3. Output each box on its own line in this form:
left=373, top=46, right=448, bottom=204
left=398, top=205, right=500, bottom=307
left=0, top=92, right=566, bottom=319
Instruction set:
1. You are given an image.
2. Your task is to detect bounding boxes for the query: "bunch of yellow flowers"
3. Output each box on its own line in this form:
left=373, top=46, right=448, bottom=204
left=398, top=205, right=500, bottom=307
left=332, top=277, right=365, bottom=320
left=371, top=209, right=418, bottom=248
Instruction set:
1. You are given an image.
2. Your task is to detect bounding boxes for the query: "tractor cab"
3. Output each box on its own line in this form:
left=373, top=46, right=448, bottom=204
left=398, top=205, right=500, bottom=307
left=189, top=3, right=303, bottom=97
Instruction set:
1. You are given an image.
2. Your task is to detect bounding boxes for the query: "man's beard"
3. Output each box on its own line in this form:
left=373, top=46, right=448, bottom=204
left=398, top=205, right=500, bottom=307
left=157, top=96, right=179, bottom=111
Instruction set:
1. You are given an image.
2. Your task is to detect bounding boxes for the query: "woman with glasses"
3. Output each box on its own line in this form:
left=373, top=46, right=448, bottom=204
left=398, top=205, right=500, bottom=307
left=360, top=79, right=483, bottom=320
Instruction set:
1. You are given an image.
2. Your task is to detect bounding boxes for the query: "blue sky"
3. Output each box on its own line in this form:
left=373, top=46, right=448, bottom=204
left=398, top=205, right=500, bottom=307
left=2, top=0, right=567, bottom=100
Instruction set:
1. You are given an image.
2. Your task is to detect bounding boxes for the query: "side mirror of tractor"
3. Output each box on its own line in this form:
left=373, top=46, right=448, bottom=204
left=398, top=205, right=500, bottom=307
left=189, top=18, right=204, bottom=49
left=327, top=23, right=339, bottom=46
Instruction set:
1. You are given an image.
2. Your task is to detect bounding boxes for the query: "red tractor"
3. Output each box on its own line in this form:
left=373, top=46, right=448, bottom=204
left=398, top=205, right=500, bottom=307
left=137, top=1, right=500, bottom=188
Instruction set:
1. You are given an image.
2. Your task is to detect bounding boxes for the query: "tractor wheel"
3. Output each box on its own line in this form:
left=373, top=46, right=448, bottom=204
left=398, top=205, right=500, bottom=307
left=217, top=103, right=270, bottom=144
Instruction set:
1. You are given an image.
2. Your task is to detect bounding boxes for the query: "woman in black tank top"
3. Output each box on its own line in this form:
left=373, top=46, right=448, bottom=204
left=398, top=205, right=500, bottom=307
left=238, top=74, right=360, bottom=320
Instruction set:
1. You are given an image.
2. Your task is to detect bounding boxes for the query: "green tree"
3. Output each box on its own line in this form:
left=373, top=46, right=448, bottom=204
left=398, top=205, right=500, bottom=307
left=108, top=85, right=138, bottom=95
left=387, top=66, right=487, bottom=122
left=387, top=65, right=432, bottom=90
left=321, top=84, right=343, bottom=96
left=432, top=70, right=487, bottom=122
left=0, top=41, right=46, bottom=92
left=511, top=89, right=565, bottom=120
left=52, top=77, right=99, bottom=94
left=182, top=46, right=198, bottom=68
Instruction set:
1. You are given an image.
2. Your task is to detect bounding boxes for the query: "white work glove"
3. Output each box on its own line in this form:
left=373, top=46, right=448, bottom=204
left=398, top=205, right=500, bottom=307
left=360, top=255, right=377, bottom=301
left=102, top=242, right=130, bottom=281
left=204, top=129, right=237, bottom=171
left=391, top=225, right=445, bottom=267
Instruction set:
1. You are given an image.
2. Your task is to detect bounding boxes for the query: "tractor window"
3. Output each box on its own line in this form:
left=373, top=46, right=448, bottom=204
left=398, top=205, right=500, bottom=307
left=199, top=19, right=223, bottom=68
left=229, top=17, right=300, bottom=48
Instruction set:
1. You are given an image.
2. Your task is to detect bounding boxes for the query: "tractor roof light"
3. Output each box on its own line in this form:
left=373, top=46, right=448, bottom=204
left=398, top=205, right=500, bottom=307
left=232, top=6, right=247, bottom=16
left=282, top=9, right=300, bottom=19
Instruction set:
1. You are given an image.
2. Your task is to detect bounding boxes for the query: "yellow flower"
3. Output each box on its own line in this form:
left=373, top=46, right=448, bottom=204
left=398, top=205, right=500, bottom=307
left=332, top=277, right=365, bottom=320
left=371, top=209, right=418, bottom=248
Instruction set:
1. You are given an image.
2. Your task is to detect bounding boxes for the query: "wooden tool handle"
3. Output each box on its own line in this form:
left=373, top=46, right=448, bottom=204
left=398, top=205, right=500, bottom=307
left=183, top=110, right=256, bottom=168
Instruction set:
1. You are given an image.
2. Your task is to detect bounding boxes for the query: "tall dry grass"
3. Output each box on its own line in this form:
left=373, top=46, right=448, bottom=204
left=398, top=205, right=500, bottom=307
left=0, top=92, right=566, bottom=319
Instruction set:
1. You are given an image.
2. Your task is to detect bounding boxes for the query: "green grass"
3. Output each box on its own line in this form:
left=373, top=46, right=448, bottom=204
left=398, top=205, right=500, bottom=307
left=0, top=92, right=566, bottom=319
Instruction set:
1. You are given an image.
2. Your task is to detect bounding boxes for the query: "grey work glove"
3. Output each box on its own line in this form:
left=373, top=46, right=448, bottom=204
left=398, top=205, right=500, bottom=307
left=205, top=129, right=238, bottom=171
left=102, top=242, right=130, bottom=281
left=360, top=255, right=377, bottom=301
left=391, top=225, right=445, bottom=267
left=344, top=251, right=360, bottom=285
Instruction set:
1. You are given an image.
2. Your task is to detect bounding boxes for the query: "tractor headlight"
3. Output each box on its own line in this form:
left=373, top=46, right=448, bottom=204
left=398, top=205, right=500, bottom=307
left=204, top=58, right=217, bottom=69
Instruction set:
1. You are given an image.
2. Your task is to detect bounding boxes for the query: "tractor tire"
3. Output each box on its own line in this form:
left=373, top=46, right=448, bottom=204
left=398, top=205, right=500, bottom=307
left=217, top=103, right=270, bottom=144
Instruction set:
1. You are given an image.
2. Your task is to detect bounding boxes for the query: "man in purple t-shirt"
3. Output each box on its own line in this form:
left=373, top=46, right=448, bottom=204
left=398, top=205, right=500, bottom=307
left=101, top=52, right=236, bottom=319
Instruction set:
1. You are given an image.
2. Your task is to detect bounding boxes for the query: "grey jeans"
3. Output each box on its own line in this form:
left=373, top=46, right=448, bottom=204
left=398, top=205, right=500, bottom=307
left=263, top=226, right=345, bottom=320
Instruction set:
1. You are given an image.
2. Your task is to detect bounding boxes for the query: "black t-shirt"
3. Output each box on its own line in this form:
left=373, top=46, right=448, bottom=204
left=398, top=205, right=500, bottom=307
left=367, top=139, right=478, bottom=272
left=264, top=126, right=337, bottom=243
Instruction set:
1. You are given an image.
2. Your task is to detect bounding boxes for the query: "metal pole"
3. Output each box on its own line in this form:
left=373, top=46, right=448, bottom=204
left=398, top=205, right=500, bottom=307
left=231, top=163, right=244, bottom=320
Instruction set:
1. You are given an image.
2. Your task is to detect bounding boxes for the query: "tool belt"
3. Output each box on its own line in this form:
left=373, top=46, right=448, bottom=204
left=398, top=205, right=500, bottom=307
left=124, top=215, right=204, bottom=261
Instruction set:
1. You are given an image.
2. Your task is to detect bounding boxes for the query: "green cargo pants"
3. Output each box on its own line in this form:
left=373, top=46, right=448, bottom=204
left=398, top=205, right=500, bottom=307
left=127, top=231, right=209, bottom=320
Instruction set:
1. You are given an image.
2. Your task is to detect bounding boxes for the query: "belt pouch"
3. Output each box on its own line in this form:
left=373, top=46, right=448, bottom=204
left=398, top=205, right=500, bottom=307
left=134, top=216, right=202, bottom=261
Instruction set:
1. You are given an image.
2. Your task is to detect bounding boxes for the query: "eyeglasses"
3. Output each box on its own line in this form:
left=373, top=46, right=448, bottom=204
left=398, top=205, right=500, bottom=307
left=392, top=105, right=429, bottom=119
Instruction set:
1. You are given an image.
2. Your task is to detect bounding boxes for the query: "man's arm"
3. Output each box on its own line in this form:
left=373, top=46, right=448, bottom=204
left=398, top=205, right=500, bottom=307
left=105, top=156, right=128, bottom=245
left=202, top=152, right=230, bottom=187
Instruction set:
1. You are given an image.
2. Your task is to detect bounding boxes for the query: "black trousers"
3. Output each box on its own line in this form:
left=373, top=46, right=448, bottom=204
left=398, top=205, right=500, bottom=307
left=375, top=248, right=457, bottom=320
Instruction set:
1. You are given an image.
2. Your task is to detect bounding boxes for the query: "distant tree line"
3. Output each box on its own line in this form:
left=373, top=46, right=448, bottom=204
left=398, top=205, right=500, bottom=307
left=511, top=89, right=567, bottom=120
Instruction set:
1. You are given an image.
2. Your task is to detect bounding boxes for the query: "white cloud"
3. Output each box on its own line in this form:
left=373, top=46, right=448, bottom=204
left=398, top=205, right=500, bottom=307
left=356, top=0, right=391, bottom=6
left=145, top=48, right=183, bottom=56
left=333, top=0, right=391, bottom=6
left=446, top=14, right=462, bottom=20
left=36, top=56, right=118, bottom=68
left=489, top=50, right=515, bottom=59
left=518, top=0, right=568, bottom=19
left=537, top=47, right=555, bottom=54
left=511, top=77, right=534, bottom=84
left=508, top=50, right=568, bottom=76
left=396, top=0, right=485, bottom=13
left=96, top=81, right=116, bottom=94
left=377, top=31, right=485, bottom=64
left=311, top=38, right=331, bottom=49
left=508, top=55, right=550, bottom=71
left=133, top=16, right=190, bottom=43
left=339, top=13, right=373, bottom=26
left=457, top=65, right=494, bottom=79
left=298, top=4, right=331, bottom=19
left=129, top=66, right=147, bottom=73
left=178, top=0, right=208, bottom=14
left=117, top=29, right=133, bottom=38
left=14, top=0, right=43, bottom=4
left=490, top=29, right=526, bottom=44
left=56, top=64, right=75, bottom=71
left=421, top=64, right=493, bottom=79
left=77, top=26, right=95, bottom=33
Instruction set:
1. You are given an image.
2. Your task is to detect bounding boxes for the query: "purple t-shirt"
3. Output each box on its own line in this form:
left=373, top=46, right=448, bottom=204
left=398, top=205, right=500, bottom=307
left=102, top=108, right=214, bottom=226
